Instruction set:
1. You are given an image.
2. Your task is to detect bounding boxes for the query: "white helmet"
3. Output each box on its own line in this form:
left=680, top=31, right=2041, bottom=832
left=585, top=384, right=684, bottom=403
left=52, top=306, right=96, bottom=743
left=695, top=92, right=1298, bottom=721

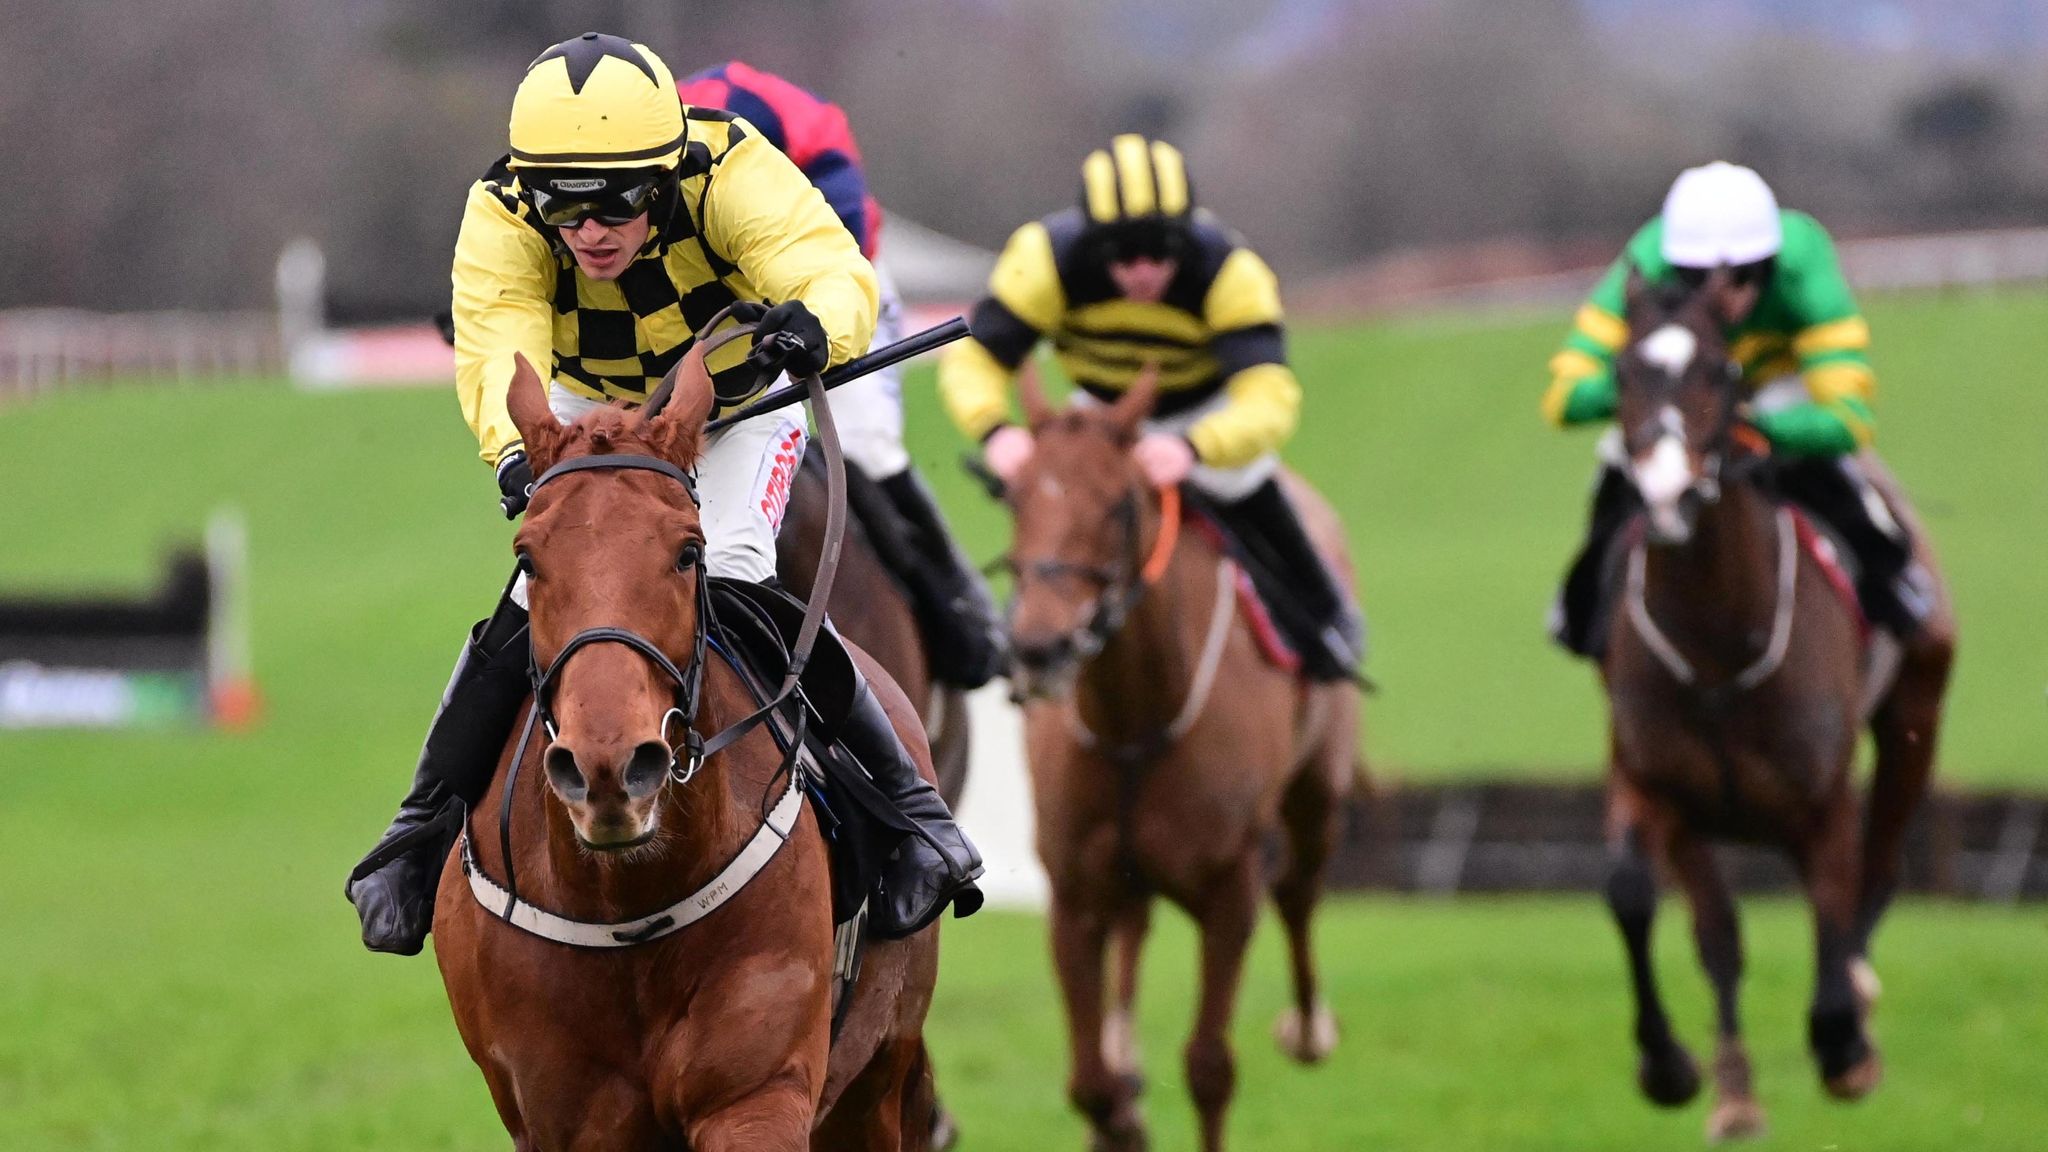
left=1659, top=162, right=1782, bottom=268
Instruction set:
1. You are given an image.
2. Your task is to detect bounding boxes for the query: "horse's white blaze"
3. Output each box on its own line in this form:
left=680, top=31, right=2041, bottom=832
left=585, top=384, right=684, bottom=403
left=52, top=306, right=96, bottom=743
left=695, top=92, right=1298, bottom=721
left=1639, top=323, right=1698, bottom=378
left=1635, top=433, right=1693, bottom=507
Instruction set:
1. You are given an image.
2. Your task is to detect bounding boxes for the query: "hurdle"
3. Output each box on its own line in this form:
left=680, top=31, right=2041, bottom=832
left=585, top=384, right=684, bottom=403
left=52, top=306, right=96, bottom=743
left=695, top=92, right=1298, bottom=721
left=0, top=507, right=259, bottom=729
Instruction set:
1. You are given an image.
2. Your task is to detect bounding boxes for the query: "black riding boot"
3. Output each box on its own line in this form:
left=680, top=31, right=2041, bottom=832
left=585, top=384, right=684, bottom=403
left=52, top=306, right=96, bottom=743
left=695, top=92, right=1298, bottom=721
left=1775, top=456, right=1928, bottom=639
left=1552, top=464, right=1640, bottom=658
left=874, top=466, right=1008, bottom=689
left=1213, top=477, right=1365, bottom=682
left=836, top=671, right=984, bottom=938
left=345, top=591, right=530, bottom=955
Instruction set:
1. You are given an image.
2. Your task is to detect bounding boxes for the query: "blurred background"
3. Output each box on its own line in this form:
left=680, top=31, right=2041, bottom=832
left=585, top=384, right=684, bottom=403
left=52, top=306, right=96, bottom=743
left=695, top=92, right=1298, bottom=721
left=2, top=2, right=2044, bottom=1150
left=8, top=0, right=2048, bottom=317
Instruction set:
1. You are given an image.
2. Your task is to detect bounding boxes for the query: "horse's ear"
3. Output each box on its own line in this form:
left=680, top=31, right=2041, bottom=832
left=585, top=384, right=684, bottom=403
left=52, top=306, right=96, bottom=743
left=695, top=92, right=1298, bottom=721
left=505, top=353, right=562, bottom=470
left=1015, top=359, right=1057, bottom=430
left=1106, top=361, right=1161, bottom=442
left=642, top=341, right=717, bottom=465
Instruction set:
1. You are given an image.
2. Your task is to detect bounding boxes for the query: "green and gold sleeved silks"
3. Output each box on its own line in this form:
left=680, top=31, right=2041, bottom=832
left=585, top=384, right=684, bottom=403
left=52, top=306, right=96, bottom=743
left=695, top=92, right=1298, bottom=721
left=938, top=208, right=1301, bottom=469
left=452, top=107, right=878, bottom=466
left=1542, top=210, right=1876, bottom=457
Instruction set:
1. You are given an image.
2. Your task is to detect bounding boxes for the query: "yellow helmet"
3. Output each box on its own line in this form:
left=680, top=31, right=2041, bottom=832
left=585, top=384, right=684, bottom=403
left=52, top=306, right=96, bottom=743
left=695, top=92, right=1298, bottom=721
left=507, top=33, right=684, bottom=171
left=1080, top=134, right=1193, bottom=227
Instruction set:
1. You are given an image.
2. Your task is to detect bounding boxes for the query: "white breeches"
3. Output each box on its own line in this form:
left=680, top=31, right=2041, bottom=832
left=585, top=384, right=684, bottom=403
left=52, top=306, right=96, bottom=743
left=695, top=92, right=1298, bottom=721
left=548, top=387, right=806, bottom=583
left=826, top=260, right=909, bottom=480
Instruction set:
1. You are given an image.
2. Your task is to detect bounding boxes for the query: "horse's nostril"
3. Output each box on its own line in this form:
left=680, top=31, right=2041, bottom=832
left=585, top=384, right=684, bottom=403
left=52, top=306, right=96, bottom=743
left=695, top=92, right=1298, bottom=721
left=1012, top=639, right=1059, bottom=670
left=544, top=745, right=588, bottom=803
left=623, top=741, right=672, bottom=799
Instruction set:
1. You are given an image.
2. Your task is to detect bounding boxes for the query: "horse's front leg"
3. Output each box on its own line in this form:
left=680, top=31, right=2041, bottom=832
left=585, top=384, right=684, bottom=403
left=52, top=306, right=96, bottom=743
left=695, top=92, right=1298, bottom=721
left=1051, top=883, right=1147, bottom=1151
left=1800, top=787, right=1884, bottom=1101
left=688, top=1085, right=815, bottom=1152
left=1666, top=824, right=1764, bottom=1142
left=1184, top=850, right=1261, bottom=1152
left=1602, top=772, right=1701, bottom=1108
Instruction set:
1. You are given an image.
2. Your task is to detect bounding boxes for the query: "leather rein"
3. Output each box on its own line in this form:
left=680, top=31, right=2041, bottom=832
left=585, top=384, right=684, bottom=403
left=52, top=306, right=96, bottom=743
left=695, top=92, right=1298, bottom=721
left=1010, top=480, right=1181, bottom=674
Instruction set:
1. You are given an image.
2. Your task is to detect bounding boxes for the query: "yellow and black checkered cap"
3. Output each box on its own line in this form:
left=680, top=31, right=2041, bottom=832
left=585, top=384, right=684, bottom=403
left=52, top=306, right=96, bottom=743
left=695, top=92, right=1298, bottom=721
left=1080, top=135, right=1193, bottom=227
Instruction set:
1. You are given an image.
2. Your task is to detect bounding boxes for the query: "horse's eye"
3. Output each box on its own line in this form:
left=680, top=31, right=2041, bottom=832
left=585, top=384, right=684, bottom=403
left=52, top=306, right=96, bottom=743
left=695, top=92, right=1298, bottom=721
left=676, top=541, right=703, bottom=572
left=515, top=551, right=535, bottom=576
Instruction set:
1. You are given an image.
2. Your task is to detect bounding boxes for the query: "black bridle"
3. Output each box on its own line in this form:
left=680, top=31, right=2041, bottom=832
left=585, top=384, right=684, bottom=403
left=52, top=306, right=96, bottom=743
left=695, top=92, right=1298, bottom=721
left=1005, top=483, right=1148, bottom=679
left=494, top=452, right=714, bottom=910
left=521, top=454, right=712, bottom=784
left=1619, top=316, right=1754, bottom=509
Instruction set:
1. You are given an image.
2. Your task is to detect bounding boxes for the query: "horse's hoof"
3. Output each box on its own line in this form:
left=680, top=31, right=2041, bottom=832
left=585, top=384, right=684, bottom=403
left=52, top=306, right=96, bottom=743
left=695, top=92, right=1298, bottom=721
left=1103, top=1008, right=1143, bottom=1076
left=1706, top=1098, right=1768, bottom=1144
left=1273, top=1001, right=1340, bottom=1064
left=1088, top=1121, right=1149, bottom=1152
left=1638, top=1044, right=1703, bottom=1107
left=1825, top=1050, right=1884, bottom=1101
left=930, top=1104, right=961, bottom=1151
left=1850, top=957, right=1883, bottom=1014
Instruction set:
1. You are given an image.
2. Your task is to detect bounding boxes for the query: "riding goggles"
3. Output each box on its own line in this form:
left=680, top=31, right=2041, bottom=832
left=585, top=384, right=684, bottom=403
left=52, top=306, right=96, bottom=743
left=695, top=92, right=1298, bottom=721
left=1675, top=257, right=1775, bottom=291
left=1094, top=219, right=1187, bottom=266
left=526, top=172, right=663, bottom=228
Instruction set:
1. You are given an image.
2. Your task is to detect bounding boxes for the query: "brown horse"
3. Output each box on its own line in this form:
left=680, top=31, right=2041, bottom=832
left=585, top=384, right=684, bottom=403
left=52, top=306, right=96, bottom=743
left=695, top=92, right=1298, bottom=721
left=432, top=347, right=939, bottom=1151
left=1002, top=365, right=1362, bottom=1152
left=1599, top=273, right=1956, bottom=1142
left=778, top=463, right=973, bottom=806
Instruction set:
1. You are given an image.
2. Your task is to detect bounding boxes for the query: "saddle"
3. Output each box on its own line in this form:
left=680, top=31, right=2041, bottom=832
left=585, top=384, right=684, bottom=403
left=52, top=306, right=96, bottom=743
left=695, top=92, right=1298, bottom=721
left=1178, top=494, right=1306, bottom=674
left=704, top=579, right=920, bottom=928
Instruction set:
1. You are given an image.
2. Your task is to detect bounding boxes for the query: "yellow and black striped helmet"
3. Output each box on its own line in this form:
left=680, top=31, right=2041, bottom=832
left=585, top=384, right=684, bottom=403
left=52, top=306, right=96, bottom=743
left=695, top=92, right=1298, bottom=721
left=507, top=33, right=685, bottom=171
left=1080, top=135, right=1194, bottom=227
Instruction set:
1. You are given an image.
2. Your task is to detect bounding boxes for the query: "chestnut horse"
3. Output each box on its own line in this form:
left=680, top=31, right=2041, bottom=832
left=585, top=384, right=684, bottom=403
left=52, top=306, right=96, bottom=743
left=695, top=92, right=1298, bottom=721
left=1002, top=365, right=1362, bottom=1152
left=1599, top=274, right=1955, bottom=1142
left=433, top=345, right=939, bottom=1151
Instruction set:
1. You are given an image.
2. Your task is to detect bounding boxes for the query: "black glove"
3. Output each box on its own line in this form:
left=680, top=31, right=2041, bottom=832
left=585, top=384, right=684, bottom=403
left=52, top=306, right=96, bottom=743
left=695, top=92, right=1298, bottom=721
left=747, top=300, right=830, bottom=379
left=496, top=450, right=535, bottom=519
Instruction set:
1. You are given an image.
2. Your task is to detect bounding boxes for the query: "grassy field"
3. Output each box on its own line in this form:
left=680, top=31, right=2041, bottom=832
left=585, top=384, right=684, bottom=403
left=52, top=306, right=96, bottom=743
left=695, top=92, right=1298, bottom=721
left=0, top=291, right=2044, bottom=1148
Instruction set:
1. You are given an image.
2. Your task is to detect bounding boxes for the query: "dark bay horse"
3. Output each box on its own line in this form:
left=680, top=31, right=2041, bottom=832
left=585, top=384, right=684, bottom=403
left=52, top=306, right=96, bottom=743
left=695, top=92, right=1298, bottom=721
left=778, top=464, right=972, bottom=806
left=1003, top=365, right=1363, bottom=1152
left=1599, top=273, right=1955, bottom=1142
left=433, top=347, right=939, bottom=1151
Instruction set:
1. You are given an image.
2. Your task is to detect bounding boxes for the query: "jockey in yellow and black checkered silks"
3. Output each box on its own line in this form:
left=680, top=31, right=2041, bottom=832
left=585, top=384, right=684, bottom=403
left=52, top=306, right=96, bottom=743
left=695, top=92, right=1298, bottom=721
left=351, top=36, right=985, bottom=960
left=451, top=31, right=878, bottom=474
left=939, top=135, right=1365, bottom=682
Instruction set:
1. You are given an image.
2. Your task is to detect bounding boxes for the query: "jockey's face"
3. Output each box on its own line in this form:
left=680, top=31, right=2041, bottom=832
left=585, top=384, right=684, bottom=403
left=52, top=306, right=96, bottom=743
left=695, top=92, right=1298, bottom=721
left=1108, top=256, right=1178, bottom=305
left=1678, top=258, right=1772, bottom=327
left=560, top=213, right=650, bottom=281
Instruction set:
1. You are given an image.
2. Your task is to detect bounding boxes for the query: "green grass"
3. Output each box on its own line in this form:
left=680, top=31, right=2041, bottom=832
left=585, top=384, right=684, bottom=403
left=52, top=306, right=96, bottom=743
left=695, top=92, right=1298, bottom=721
left=1, top=291, right=2045, bottom=1148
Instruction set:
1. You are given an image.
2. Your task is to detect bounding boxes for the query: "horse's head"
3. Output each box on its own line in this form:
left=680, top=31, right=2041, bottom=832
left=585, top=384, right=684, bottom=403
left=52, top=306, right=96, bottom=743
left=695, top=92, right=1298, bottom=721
left=1002, top=361, right=1161, bottom=700
left=1616, top=269, right=1747, bottom=545
left=503, top=348, right=718, bottom=851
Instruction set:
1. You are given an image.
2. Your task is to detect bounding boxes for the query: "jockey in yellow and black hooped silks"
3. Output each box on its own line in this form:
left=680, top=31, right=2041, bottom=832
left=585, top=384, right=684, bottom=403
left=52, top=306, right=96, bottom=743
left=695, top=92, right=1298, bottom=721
left=939, top=135, right=1365, bottom=682
left=1545, top=161, right=1938, bottom=658
left=345, top=34, right=980, bottom=957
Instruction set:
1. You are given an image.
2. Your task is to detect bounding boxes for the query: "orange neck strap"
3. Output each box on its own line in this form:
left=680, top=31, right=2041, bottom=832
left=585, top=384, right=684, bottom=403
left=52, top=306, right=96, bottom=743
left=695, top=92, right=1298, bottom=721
left=1140, top=484, right=1182, bottom=586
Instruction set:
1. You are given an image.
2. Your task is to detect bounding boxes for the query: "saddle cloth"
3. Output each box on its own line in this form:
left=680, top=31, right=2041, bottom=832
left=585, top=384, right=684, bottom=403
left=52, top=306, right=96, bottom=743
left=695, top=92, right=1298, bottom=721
left=1181, top=502, right=1304, bottom=675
